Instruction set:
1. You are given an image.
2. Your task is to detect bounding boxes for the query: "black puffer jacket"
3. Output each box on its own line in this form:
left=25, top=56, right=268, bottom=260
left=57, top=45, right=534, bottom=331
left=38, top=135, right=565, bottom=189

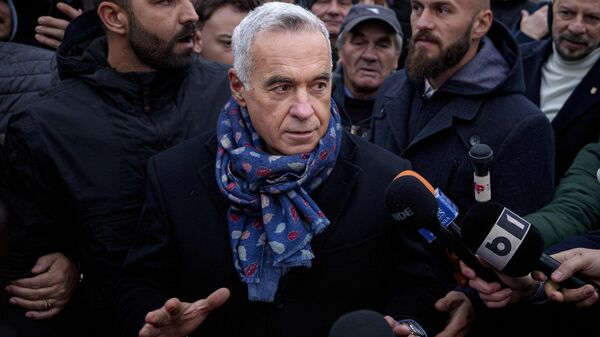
left=0, top=10, right=231, bottom=336
left=0, top=42, right=58, bottom=131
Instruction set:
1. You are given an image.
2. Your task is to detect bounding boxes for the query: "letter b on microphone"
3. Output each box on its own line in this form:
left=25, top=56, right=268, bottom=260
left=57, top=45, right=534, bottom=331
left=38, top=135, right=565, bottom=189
left=475, top=208, right=530, bottom=271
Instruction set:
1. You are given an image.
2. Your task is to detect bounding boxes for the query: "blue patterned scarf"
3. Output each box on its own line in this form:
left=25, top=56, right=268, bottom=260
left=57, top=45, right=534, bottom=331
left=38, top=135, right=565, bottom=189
left=215, top=97, right=342, bottom=302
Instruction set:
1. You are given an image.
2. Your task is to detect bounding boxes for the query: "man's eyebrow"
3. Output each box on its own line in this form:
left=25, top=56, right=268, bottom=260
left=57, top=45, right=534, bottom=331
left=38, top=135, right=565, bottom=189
left=264, top=75, right=294, bottom=87
left=314, top=72, right=331, bottom=82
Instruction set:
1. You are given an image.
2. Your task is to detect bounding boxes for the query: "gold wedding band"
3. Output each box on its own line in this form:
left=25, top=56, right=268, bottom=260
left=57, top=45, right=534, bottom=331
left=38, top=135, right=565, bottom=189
left=43, top=298, right=51, bottom=311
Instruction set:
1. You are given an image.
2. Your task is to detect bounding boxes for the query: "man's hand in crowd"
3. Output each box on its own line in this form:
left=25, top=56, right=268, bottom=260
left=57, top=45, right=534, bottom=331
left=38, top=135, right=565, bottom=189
left=139, top=288, right=230, bottom=337
left=520, top=5, right=549, bottom=40
left=533, top=248, right=600, bottom=308
left=35, top=2, right=82, bottom=49
left=459, top=261, right=539, bottom=309
left=5, top=252, right=79, bottom=319
left=433, top=290, right=474, bottom=337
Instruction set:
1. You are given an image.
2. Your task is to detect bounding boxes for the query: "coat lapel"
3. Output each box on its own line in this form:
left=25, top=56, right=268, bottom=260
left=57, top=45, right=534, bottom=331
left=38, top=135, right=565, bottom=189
left=552, top=59, right=600, bottom=134
left=403, top=96, right=482, bottom=156
left=196, top=135, right=229, bottom=217
left=522, top=39, right=552, bottom=105
left=382, top=76, right=413, bottom=152
left=310, top=134, right=361, bottom=251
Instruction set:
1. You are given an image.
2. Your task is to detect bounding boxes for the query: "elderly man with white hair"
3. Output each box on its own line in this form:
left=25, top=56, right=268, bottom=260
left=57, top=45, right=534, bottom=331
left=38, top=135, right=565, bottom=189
left=116, top=2, right=452, bottom=337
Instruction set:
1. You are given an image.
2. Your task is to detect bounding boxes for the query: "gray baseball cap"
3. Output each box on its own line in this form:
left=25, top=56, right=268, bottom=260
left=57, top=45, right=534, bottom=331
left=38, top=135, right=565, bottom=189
left=339, top=4, right=402, bottom=36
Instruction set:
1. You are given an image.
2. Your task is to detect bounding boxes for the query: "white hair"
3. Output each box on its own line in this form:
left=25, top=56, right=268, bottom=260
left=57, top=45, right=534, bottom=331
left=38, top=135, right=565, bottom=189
left=231, top=2, right=331, bottom=88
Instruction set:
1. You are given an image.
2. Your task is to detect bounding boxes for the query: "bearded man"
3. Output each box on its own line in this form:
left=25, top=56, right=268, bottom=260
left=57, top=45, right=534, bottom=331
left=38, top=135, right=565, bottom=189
left=370, top=0, right=554, bottom=216
left=369, top=1, right=555, bottom=330
left=0, top=0, right=231, bottom=336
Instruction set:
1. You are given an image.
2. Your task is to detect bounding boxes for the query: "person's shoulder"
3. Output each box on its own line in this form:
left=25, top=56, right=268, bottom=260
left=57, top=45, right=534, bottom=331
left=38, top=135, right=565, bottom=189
left=379, top=70, right=407, bottom=96
left=190, top=57, right=231, bottom=76
left=152, top=131, right=216, bottom=169
left=520, top=38, right=551, bottom=58
left=345, top=133, right=410, bottom=172
left=0, top=42, right=54, bottom=60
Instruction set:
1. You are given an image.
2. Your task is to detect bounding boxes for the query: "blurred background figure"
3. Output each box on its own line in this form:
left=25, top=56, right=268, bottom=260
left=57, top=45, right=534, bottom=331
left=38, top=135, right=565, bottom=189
left=491, top=0, right=540, bottom=30
left=194, top=0, right=262, bottom=65
left=298, top=0, right=358, bottom=66
left=334, top=4, right=402, bottom=138
left=0, top=0, right=17, bottom=41
left=358, top=0, right=388, bottom=6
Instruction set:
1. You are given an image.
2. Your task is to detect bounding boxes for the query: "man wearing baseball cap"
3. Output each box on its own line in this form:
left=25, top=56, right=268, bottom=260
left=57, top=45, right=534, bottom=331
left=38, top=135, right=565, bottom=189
left=334, top=4, right=402, bottom=138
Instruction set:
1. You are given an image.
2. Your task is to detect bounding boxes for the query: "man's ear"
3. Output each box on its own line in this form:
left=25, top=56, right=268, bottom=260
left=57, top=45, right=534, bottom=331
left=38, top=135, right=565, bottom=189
left=193, top=28, right=202, bottom=55
left=97, top=2, right=128, bottom=35
left=471, top=9, right=493, bottom=40
left=228, top=69, right=247, bottom=107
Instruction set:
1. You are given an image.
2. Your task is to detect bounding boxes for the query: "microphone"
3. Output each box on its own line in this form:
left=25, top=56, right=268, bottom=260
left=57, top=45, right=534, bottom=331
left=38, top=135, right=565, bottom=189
left=384, top=170, right=502, bottom=284
left=469, top=143, right=493, bottom=203
left=328, top=310, right=394, bottom=337
left=460, top=202, right=598, bottom=289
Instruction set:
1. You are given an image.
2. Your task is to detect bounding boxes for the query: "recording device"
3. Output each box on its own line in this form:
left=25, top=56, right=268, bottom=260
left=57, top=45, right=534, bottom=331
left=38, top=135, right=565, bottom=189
left=461, top=202, right=599, bottom=289
left=328, top=310, right=394, bottom=337
left=384, top=170, right=502, bottom=284
left=469, top=143, right=493, bottom=203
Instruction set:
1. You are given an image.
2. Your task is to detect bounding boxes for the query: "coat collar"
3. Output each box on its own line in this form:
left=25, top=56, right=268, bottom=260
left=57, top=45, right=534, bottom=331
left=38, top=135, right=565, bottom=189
left=380, top=73, right=483, bottom=155
left=552, top=51, right=600, bottom=133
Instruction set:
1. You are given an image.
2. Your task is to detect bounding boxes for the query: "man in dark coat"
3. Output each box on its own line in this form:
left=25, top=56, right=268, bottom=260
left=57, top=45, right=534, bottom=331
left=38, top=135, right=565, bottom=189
left=521, top=0, right=600, bottom=183
left=370, top=0, right=554, bottom=217
left=117, top=3, right=447, bottom=337
left=0, top=1, right=230, bottom=336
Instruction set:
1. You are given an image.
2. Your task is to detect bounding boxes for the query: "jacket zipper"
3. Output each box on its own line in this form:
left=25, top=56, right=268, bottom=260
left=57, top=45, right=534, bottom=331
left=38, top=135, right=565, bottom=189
left=143, top=87, right=168, bottom=150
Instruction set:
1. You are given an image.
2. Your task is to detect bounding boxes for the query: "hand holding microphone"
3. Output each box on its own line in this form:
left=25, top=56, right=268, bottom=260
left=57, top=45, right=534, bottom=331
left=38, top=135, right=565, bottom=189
left=459, top=202, right=600, bottom=307
left=536, top=248, right=600, bottom=307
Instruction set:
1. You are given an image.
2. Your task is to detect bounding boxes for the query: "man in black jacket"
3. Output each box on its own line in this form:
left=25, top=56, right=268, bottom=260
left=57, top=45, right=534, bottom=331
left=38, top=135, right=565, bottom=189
left=0, top=0, right=230, bottom=336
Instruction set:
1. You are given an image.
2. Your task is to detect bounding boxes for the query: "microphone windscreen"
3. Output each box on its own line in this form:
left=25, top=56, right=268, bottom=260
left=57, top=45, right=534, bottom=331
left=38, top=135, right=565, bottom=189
left=469, top=143, right=493, bottom=162
left=384, top=171, right=439, bottom=231
left=329, top=310, right=394, bottom=337
left=460, top=202, right=544, bottom=276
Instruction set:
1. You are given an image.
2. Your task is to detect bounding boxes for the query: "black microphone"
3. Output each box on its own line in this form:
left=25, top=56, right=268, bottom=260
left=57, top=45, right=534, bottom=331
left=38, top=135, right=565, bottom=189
left=384, top=170, right=502, bottom=284
left=469, top=143, right=493, bottom=203
left=329, top=310, right=394, bottom=337
left=461, top=202, right=598, bottom=289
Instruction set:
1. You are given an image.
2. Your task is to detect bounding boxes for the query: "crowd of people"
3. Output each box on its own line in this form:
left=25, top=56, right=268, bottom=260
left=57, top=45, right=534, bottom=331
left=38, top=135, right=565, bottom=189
left=1, top=0, right=599, bottom=336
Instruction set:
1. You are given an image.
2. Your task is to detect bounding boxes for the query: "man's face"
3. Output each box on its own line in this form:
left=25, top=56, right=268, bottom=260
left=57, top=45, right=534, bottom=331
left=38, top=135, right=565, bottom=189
left=311, top=0, right=353, bottom=37
left=0, top=0, right=12, bottom=41
left=552, top=0, right=600, bottom=61
left=339, top=21, right=400, bottom=98
left=200, top=4, right=247, bottom=65
left=406, top=0, right=476, bottom=79
left=232, top=30, right=332, bottom=155
left=127, top=0, right=199, bottom=72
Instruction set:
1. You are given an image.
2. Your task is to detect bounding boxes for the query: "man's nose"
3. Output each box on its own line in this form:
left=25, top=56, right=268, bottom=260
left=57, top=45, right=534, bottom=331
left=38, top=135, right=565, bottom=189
left=414, top=9, right=435, bottom=31
left=290, top=95, right=315, bottom=120
left=360, top=43, right=378, bottom=62
left=180, top=0, right=199, bottom=25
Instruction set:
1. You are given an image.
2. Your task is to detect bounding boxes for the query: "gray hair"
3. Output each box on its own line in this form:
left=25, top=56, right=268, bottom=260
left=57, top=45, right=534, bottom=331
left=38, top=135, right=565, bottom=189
left=336, top=29, right=403, bottom=54
left=231, top=2, right=331, bottom=88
